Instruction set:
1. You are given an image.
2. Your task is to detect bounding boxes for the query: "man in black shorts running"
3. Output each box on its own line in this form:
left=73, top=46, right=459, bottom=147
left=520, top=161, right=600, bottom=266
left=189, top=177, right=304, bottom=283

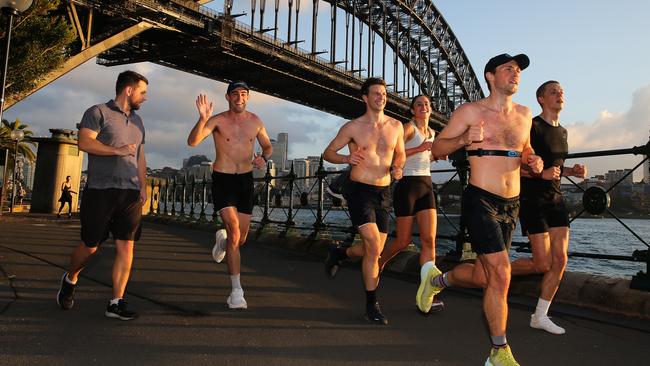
left=56, top=71, right=149, bottom=320
left=323, top=77, right=405, bottom=325
left=512, top=80, right=587, bottom=334
left=187, top=81, right=272, bottom=309
left=416, top=54, right=543, bottom=365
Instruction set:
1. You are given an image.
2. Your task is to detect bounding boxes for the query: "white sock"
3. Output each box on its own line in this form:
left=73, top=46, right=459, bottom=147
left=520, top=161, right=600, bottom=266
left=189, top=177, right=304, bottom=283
left=230, top=274, right=242, bottom=290
left=535, top=298, right=551, bottom=317
left=109, top=298, right=122, bottom=306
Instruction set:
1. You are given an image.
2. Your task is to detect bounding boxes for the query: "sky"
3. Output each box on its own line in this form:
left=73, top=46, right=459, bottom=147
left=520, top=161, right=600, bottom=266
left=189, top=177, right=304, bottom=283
left=5, top=0, right=650, bottom=181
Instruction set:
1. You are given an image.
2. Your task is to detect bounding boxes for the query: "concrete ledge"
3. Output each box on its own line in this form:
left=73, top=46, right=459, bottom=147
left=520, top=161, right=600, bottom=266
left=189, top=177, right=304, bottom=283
left=143, top=216, right=650, bottom=319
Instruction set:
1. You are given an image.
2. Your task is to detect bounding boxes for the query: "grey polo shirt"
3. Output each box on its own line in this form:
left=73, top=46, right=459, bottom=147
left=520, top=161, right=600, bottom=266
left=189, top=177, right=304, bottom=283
left=79, top=99, right=145, bottom=190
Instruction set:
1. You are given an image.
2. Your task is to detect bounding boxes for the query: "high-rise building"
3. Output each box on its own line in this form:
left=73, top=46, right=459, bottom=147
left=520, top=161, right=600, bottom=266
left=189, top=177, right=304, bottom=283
left=270, top=133, right=288, bottom=172
left=605, top=169, right=633, bottom=186
left=292, top=159, right=309, bottom=189
left=22, top=160, right=35, bottom=190
left=307, top=155, right=321, bottom=176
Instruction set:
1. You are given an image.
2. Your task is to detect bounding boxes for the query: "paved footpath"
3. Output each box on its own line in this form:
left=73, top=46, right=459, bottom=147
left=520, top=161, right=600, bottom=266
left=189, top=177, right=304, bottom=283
left=0, top=215, right=648, bottom=366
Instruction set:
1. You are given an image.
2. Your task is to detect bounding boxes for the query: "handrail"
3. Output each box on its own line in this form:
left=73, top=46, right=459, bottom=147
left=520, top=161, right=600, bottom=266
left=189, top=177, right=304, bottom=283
left=145, top=140, right=650, bottom=287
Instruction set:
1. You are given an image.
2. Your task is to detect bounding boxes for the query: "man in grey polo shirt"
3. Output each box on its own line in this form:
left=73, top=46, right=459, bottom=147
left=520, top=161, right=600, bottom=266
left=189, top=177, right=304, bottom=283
left=56, top=70, right=148, bottom=321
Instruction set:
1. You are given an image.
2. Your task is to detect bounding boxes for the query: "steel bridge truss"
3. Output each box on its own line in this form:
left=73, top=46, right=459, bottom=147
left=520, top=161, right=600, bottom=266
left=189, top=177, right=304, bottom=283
left=13, top=0, right=484, bottom=127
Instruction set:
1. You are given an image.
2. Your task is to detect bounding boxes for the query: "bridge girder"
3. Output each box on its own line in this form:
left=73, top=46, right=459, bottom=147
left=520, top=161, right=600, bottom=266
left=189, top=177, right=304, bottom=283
left=325, top=0, right=484, bottom=118
left=11, top=0, right=484, bottom=130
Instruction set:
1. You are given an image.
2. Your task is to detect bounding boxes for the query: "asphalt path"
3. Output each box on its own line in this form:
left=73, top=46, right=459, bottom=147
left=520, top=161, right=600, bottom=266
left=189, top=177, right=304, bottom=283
left=0, top=215, right=648, bottom=365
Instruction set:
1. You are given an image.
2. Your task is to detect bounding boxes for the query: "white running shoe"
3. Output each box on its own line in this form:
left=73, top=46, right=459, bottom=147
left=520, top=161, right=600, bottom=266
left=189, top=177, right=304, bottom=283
left=212, top=229, right=227, bottom=263
left=530, top=314, right=566, bottom=335
left=227, top=288, right=248, bottom=309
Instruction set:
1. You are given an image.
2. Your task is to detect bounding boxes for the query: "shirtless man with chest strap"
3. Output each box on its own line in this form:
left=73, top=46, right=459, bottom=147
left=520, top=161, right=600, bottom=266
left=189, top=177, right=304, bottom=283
left=416, top=54, right=543, bottom=366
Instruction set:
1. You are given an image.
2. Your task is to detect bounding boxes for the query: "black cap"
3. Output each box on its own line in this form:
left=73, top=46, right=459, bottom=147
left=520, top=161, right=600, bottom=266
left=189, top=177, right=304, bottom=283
left=226, top=80, right=249, bottom=94
left=484, top=53, right=530, bottom=75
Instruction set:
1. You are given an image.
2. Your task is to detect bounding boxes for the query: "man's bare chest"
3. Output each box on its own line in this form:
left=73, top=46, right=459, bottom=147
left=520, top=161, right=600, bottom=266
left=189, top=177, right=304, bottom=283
left=354, top=128, right=396, bottom=152
left=482, top=118, right=528, bottom=149
left=215, top=123, right=257, bottom=144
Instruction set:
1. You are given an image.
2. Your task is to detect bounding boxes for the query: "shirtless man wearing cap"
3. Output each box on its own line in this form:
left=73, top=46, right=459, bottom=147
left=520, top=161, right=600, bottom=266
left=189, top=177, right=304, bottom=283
left=187, top=81, right=273, bottom=309
left=323, top=77, right=406, bottom=325
left=415, top=54, right=543, bottom=366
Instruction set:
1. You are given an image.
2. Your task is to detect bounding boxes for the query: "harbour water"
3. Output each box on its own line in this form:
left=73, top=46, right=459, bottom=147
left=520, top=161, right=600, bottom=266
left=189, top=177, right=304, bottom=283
left=177, top=204, right=648, bottom=279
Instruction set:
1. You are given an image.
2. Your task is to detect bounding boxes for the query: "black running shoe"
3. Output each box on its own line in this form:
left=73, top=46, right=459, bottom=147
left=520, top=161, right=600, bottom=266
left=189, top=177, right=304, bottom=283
left=56, top=273, right=76, bottom=310
left=105, top=299, right=138, bottom=321
left=365, top=301, right=389, bottom=325
left=324, top=246, right=342, bottom=279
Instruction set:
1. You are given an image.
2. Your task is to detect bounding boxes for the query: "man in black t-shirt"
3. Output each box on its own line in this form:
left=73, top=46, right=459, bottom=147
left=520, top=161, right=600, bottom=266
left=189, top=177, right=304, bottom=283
left=512, top=81, right=587, bottom=335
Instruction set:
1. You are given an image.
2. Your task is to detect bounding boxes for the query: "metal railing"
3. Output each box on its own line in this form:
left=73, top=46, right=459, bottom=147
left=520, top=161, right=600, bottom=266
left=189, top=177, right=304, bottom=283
left=146, top=140, right=650, bottom=289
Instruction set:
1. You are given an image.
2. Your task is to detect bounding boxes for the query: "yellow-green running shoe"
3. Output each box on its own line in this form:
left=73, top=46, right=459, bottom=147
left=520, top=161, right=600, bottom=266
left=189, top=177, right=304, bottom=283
left=415, top=262, right=442, bottom=313
left=485, top=345, right=520, bottom=366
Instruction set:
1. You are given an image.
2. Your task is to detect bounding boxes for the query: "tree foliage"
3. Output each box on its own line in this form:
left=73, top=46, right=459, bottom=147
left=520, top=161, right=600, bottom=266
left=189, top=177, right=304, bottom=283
left=1, top=0, right=76, bottom=103
left=0, top=118, right=36, bottom=163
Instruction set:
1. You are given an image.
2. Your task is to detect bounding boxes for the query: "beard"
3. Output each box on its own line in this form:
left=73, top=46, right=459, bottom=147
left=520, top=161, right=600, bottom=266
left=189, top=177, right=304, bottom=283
left=129, top=101, right=141, bottom=111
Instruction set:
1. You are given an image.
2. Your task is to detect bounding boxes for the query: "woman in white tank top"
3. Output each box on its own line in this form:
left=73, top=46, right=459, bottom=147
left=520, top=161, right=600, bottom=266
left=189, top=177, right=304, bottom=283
left=379, top=95, right=445, bottom=312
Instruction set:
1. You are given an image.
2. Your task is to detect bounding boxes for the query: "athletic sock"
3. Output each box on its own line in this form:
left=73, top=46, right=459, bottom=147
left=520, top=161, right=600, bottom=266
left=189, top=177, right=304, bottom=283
left=490, top=335, right=508, bottom=348
left=64, top=273, right=77, bottom=285
left=109, top=298, right=122, bottom=306
left=432, top=272, right=450, bottom=289
left=365, top=290, right=377, bottom=308
left=534, top=298, right=551, bottom=317
left=230, top=274, right=242, bottom=290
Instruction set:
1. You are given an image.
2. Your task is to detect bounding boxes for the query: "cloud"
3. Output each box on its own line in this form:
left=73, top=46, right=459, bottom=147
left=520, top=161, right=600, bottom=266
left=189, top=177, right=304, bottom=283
left=10, top=59, right=646, bottom=180
left=564, top=84, right=650, bottom=181
left=4, top=60, right=343, bottom=169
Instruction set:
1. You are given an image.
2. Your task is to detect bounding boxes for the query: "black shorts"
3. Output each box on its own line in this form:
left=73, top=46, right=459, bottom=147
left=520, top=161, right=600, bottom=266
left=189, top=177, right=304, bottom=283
left=393, top=176, right=436, bottom=217
left=520, top=188, right=570, bottom=235
left=211, top=171, right=254, bottom=215
left=461, top=184, right=519, bottom=255
left=80, top=188, right=142, bottom=247
left=344, top=181, right=390, bottom=233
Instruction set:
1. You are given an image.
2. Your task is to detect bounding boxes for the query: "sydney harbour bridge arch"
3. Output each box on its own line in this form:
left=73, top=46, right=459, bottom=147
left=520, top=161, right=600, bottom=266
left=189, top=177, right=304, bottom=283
left=12, top=0, right=484, bottom=129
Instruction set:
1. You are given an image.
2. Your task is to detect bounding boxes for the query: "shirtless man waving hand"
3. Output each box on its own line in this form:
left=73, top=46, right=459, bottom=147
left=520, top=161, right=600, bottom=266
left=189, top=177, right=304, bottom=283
left=187, top=81, right=273, bottom=309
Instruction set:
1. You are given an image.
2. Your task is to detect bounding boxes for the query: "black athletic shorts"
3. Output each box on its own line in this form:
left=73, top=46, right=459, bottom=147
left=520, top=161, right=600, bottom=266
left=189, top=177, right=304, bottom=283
left=343, top=180, right=390, bottom=233
left=461, top=184, right=519, bottom=255
left=80, top=188, right=142, bottom=247
left=211, top=171, right=254, bottom=215
left=519, top=187, right=570, bottom=235
left=393, top=176, right=436, bottom=217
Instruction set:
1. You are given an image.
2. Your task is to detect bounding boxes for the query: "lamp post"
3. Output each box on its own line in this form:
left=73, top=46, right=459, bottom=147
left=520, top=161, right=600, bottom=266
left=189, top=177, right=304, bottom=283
left=0, top=0, right=33, bottom=216
left=0, top=0, right=33, bottom=124
left=9, top=127, right=22, bottom=212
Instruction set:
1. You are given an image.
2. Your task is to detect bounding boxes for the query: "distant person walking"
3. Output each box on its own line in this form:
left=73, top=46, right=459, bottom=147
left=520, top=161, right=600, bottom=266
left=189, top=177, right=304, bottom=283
left=512, top=80, right=587, bottom=335
left=187, top=81, right=273, bottom=310
left=57, top=175, right=77, bottom=218
left=16, top=183, right=25, bottom=206
left=378, top=94, right=445, bottom=312
left=323, top=77, right=406, bottom=325
left=56, top=71, right=149, bottom=321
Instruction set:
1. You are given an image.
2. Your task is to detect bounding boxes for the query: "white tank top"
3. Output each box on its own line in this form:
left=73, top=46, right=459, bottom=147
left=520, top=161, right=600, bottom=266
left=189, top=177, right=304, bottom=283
left=403, top=121, right=434, bottom=176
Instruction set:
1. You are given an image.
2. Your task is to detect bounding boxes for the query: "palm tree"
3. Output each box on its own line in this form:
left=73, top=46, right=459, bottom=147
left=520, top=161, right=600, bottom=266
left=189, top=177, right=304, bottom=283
left=1, top=119, right=36, bottom=201
left=0, top=118, right=36, bottom=163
